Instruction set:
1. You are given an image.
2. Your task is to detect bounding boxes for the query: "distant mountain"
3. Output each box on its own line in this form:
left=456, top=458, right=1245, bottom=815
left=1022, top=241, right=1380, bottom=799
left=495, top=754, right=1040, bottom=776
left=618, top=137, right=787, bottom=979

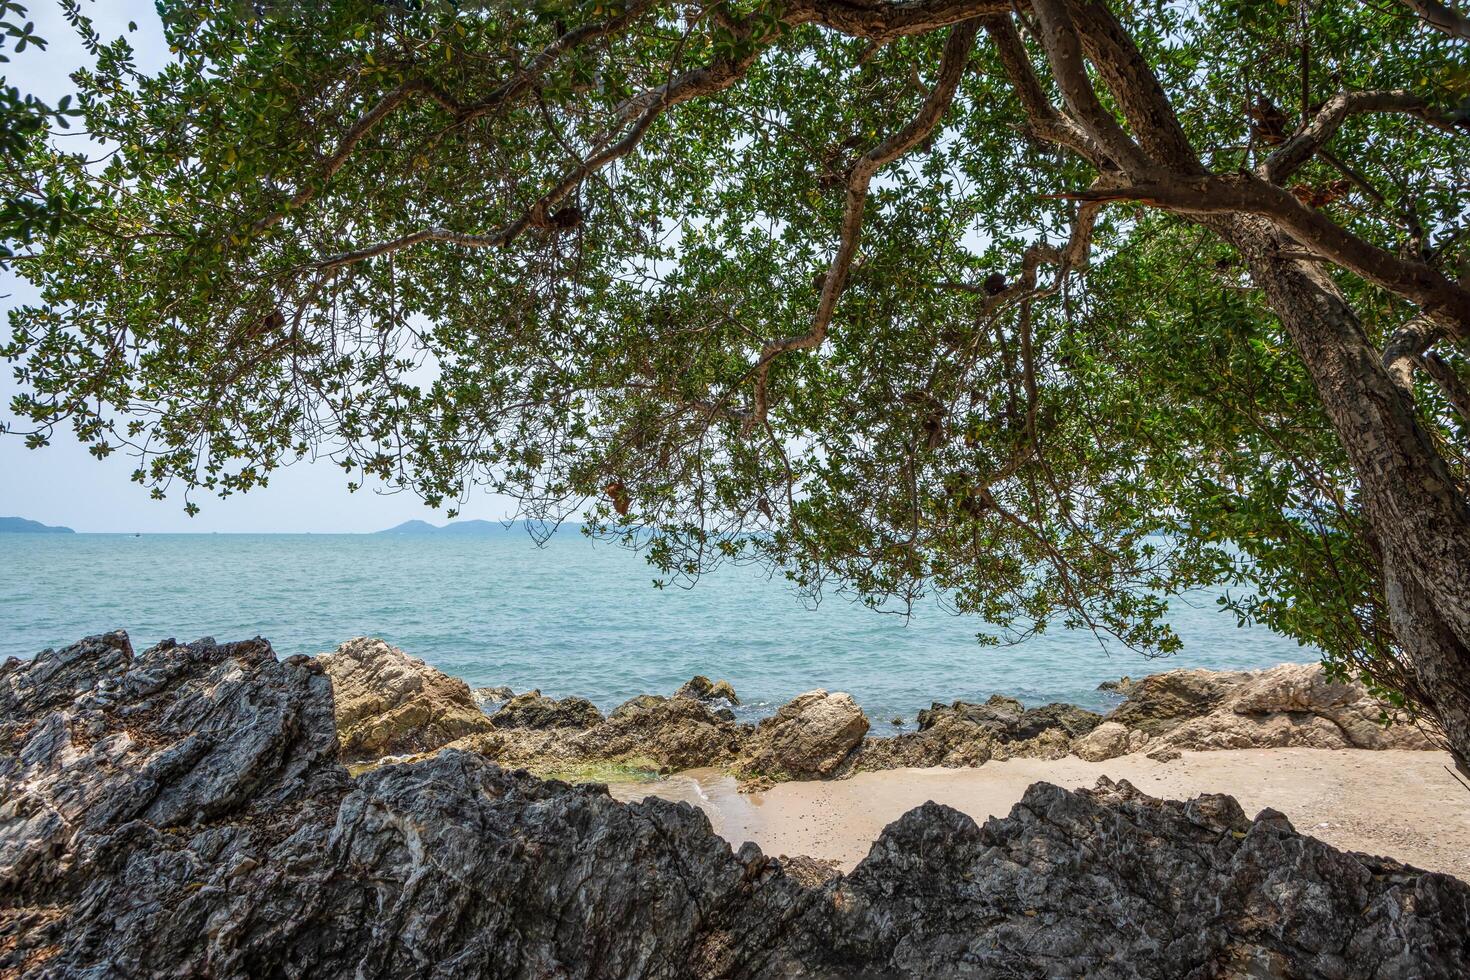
left=375, top=519, right=517, bottom=536
left=0, top=516, right=75, bottom=534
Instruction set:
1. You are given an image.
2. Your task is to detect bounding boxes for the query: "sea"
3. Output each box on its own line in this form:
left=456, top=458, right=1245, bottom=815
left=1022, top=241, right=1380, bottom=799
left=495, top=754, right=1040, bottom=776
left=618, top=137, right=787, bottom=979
left=0, top=531, right=1317, bottom=726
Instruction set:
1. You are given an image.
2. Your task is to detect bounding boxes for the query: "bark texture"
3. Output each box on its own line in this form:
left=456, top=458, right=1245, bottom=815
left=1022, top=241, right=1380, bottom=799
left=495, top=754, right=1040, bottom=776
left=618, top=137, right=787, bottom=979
left=1223, top=214, right=1470, bottom=772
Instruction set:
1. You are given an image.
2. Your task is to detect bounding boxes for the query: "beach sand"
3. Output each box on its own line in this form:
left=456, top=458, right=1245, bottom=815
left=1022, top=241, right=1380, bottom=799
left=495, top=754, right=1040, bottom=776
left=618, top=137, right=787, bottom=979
left=610, top=748, right=1470, bottom=879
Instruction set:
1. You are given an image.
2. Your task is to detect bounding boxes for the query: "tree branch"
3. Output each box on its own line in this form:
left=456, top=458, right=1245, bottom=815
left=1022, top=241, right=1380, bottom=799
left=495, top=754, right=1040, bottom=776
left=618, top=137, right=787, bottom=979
left=1395, top=0, right=1470, bottom=41
left=1028, top=0, right=1154, bottom=174
left=982, top=16, right=1108, bottom=167
left=255, top=4, right=653, bottom=236
left=1263, top=89, right=1466, bottom=183
left=315, top=18, right=773, bottom=272
left=743, top=18, right=981, bottom=434
left=1065, top=0, right=1203, bottom=174
left=1059, top=173, right=1470, bottom=332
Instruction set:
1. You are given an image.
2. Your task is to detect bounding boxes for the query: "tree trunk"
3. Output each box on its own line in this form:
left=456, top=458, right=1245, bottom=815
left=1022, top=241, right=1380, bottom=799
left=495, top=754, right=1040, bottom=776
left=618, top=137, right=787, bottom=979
left=1222, top=214, right=1470, bottom=773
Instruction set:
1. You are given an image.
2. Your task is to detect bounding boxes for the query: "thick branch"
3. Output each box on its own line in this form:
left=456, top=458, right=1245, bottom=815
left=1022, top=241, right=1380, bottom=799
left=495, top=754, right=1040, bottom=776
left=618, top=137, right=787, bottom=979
left=982, top=16, right=1108, bottom=167
left=1384, top=316, right=1444, bottom=396
left=1264, top=89, right=1465, bottom=183
left=1061, top=174, right=1470, bottom=333
left=1028, top=0, right=1154, bottom=174
left=797, top=0, right=1008, bottom=40
left=1065, top=0, right=1203, bottom=174
left=746, top=18, right=981, bottom=432
left=1396, top=0, right=1470, bottom=40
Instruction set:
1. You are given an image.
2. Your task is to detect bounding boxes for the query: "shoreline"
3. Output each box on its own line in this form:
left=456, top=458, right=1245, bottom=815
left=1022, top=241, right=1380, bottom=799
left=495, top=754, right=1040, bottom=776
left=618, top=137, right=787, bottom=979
left=611, top=747, right=1470, bottom=879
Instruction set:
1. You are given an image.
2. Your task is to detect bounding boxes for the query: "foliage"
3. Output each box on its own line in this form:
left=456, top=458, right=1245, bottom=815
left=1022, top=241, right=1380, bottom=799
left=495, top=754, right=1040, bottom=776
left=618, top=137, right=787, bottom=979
left=2, top=0, right=1467, bottom=704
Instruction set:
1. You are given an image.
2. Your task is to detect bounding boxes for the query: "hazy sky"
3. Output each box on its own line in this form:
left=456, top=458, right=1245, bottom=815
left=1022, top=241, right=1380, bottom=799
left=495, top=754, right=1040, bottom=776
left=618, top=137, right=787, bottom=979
left=0, top=1, right=516, bottom=532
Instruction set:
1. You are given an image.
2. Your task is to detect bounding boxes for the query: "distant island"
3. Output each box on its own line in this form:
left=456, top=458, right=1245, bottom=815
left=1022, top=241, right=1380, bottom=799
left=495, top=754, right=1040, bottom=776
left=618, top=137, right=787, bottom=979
left=375, top=519, right=533, bottom=536
left=0, top=516, right=75, bottom=534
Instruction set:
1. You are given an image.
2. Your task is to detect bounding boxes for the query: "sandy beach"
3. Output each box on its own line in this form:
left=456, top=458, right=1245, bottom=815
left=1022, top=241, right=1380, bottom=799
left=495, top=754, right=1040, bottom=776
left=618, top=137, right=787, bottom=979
left=611, top=748, right=1470, bottom=879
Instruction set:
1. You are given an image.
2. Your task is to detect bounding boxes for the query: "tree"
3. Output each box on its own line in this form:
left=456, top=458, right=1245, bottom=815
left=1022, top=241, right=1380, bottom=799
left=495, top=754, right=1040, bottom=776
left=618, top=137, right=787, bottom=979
left=3, top=0, right=1469, bottom=765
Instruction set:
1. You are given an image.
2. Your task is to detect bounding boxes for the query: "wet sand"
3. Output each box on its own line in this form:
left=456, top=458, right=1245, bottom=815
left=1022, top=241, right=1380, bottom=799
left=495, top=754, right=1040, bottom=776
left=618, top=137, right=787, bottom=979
left=610, top=748, right=1470, bottom=879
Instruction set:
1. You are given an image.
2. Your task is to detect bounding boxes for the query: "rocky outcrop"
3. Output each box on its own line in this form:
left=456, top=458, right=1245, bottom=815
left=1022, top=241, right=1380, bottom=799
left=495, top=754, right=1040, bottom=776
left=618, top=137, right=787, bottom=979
left=4, top=632, right=1468, bottom=978
left=456, top=692, right=746, bottom=774
left=5, top=633, right=1468, bottom=978
left=318, top=636, right=493, bottom=760
left=735, top=689, right=869, bottom=779
left=675, top=674, right=739, bottom=705
left=1109, top=663, right=1436, bottom=754
left=1108, top=667, right=1248, bottom=735
left=490, top=689, right=604, bottom=730
left=474, top=684, right=514, bottom=707
left=848, top=695, right=1100, bottom=771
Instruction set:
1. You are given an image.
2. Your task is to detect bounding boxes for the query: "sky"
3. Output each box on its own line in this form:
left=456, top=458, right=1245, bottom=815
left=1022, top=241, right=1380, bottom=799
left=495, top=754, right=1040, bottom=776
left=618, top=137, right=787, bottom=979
left=0, top=1, right=517, bottom=532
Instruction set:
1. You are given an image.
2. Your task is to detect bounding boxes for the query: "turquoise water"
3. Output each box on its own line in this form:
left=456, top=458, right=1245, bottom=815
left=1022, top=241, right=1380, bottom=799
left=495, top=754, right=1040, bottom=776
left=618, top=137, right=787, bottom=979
left=0, top=532, right=1316, bottom=724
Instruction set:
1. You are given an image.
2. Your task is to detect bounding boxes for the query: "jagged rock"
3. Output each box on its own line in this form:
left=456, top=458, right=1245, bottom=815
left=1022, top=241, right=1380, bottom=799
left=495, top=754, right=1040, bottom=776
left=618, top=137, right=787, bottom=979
left=812, top=778, right=1470, bottom=978
left=776, top=854, right=843, bottom=888
left=1072, top=720, right=1150, bottom=761
left=3, top=633, right=1467, bottom=978
left=917, top=696, right=1101, bottom=743
left=491, top=689, right=604, bottom=730
left=1147, top=746, right=1183, bottom=762
left=0, top=632, right=346, bottom=902
left=918, top=693, right=1023, bottom=734
left=1012, top=701, right=1104, bottom=740
left=455, top=693, right=744, bottom=773
left=474, top=684, right=514, bottom=707
left=318, top=636, right=493, bottom=760
left=1113, top=664, right=1435, bottom=752
left=737, top=689, right=868, bottom=779
left=1098, top=675, right=1136, bottom=694
left=850, top=717, right=997, bottom=771
left=675, top=675, right=740, bottom=705
left=575, top=694, right=744, bottom=770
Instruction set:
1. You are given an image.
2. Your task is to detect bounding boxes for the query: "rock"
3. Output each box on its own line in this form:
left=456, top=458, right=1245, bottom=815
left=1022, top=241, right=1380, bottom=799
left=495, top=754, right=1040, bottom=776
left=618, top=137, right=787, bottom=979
left=916, top=696, right=1100, bottom=743
left=1012, top=701, right=1104, bottom=740
left=918, top=693, right=1023, bottom=735
left=474, top=684, right=514, bottom=707
left=1111, top=664, right=1436, bottom=753
left=491, top=689, right=604, bottom=730
left=775, top=854, right=843, bottom=888
left=4, top=632, right=1467, bottom=979
left=609, top=692, right=666, bottom=719
left=1072, top=720, right=1150, bottom=761
left=852, top=717, right=997, bottom=771
left=455, top=692, right=744, bottom=773
left=0, top=632, right=346, bottom=903
left=575, top=694, right=744, bottom=770
left=816, top=778, right=1470, bottom=978
left=737, top=689, right=869, bottom=779
left=675, top=674, right=740, bottom=705
left=1098, top=675, right=1135, bottom=694
left=1147, top=746, right=1183, bottom=762
left=1108, top=667, right=1247, bottom=735
left=318, top=636, right=493, bottom=760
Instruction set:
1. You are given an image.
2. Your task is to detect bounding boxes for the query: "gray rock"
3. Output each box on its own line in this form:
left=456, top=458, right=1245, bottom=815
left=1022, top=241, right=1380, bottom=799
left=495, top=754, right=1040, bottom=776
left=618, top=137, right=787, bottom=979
left=917, top=695, right=1100, bottom=742
left=491, top=689, right=604, bottom=730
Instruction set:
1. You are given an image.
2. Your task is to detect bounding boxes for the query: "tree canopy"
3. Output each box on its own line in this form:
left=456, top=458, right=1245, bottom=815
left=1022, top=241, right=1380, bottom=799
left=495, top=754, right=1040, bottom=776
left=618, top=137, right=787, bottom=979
left=4, top=1, right=1470, bottom=759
